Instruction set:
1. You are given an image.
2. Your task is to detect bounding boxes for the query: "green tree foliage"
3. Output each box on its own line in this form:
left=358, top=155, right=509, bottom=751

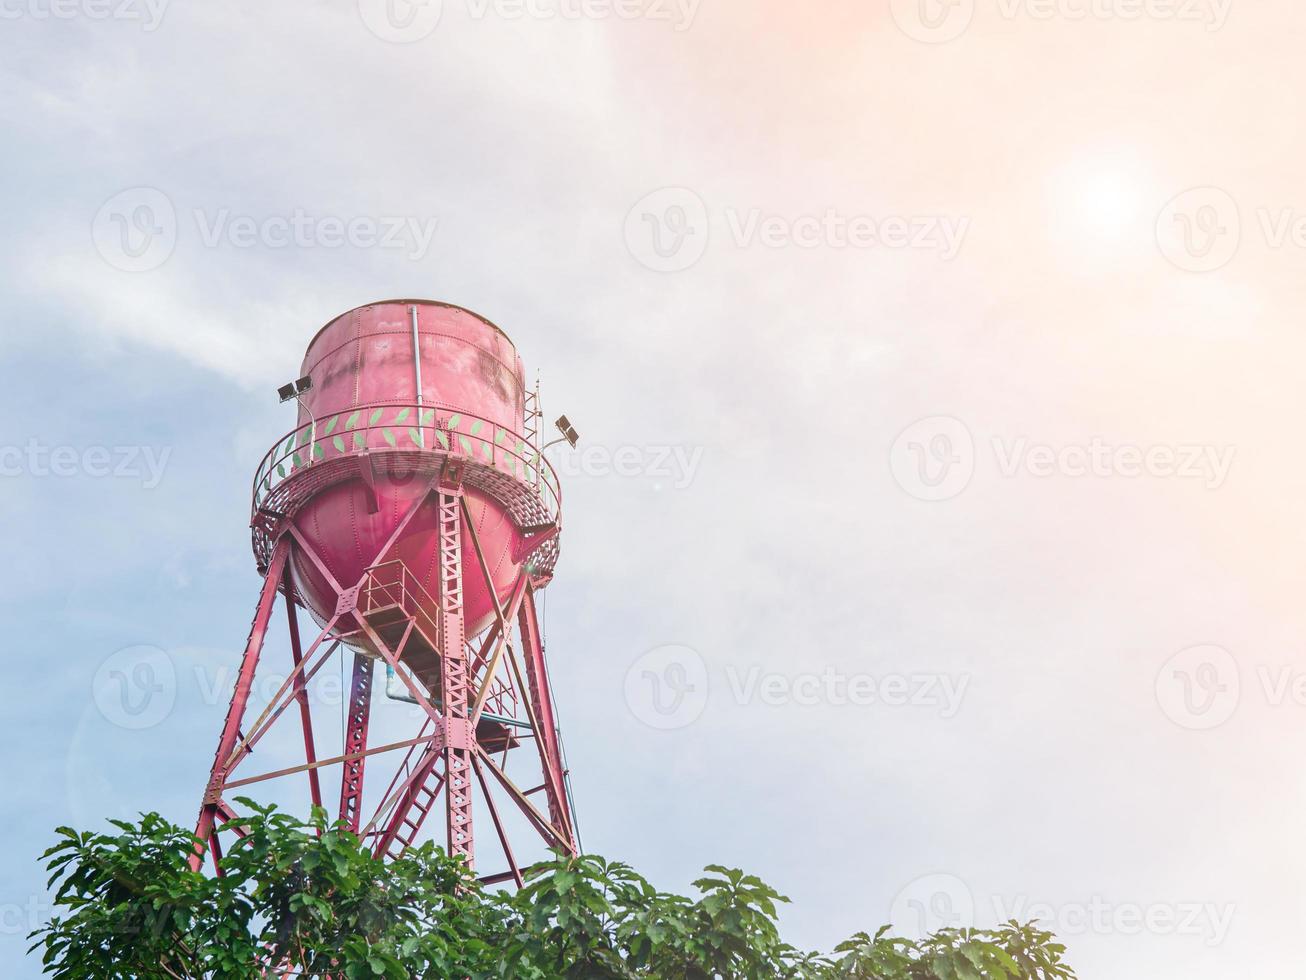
left=32, top=804, right=1076, bottom=979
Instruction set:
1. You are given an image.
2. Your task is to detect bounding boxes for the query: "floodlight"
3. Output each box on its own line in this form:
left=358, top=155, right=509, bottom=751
left=278, top=376, right=313, bottom=403
left=555, top=416, right=580, bottom=448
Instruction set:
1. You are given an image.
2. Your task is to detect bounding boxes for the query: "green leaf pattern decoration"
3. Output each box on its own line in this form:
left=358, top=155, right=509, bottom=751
left=266, top=405, right=551, bottom=510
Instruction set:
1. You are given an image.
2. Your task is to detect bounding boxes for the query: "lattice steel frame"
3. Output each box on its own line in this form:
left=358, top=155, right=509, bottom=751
left=189, top=456, right=577, bottom=884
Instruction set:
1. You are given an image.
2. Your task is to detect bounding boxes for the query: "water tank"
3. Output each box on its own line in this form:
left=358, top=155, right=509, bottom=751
left=251, top=300, right=560, bottom=650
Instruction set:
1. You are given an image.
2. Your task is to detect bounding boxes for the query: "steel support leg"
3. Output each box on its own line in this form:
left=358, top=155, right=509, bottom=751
left=285, top=592, right=323, bottom=816
left=191, top=538, right=289, bottom=871
left=518, top=583, right=575, bottom=848
left=437, top=482, right=474, bottom=866
left=337, top=653, right=374, bottom=833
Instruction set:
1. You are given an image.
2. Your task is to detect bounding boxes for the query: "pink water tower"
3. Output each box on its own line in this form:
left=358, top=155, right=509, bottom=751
left=191, top=300, right=579, bottom=884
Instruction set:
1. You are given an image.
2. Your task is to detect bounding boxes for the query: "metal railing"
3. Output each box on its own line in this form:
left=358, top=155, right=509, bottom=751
left=359, top=561, right=441, bottom=643
left=251, top=402, right=560, bottom=522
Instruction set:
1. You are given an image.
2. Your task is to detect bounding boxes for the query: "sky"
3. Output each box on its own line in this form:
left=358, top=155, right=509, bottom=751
left=3, top=0, right=1306, bottom=976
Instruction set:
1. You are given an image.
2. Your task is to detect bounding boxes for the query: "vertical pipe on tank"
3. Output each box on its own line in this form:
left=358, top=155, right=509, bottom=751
left=305, top=400, right=317, bottom=462
left=409, top=304, right=425, bottom=448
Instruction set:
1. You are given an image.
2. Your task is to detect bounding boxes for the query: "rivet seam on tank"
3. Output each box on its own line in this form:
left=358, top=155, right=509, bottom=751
left=305, top=332, right=522, bottom=389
